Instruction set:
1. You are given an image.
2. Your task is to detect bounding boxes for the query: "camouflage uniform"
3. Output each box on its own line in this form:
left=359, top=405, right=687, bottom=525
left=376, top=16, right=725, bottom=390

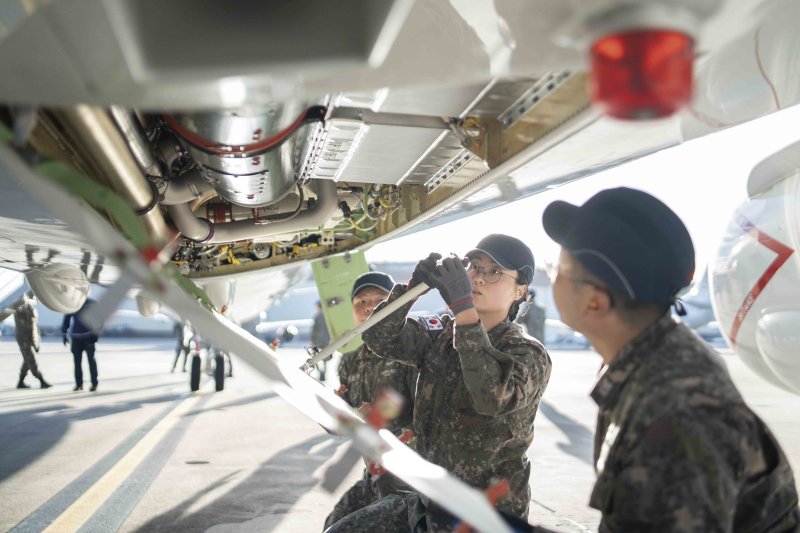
left=328, top=284, right=551, bottom=531
left=14, top=300, right=43, bottom=382
left=324, top=343, right=419, bottom=529
left=591, top=313, right=800, bottom=532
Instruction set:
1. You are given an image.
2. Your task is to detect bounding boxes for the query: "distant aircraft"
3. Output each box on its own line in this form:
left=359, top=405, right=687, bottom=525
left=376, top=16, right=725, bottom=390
left=3, top=0, right=800, bottom=528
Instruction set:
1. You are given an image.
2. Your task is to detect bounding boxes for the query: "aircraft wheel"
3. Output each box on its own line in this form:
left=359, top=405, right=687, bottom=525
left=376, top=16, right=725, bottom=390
left=214, top=354, right=225, bottom=391
left=190, top=354, right=201, bottom=391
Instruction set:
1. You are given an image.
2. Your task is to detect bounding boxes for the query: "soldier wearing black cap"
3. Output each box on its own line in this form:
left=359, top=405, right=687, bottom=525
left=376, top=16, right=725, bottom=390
left=324, top=271, right=419, bottom=529
left=542, top=187, right=799, bottom=532
left=326, top=234, right=552, bottom=532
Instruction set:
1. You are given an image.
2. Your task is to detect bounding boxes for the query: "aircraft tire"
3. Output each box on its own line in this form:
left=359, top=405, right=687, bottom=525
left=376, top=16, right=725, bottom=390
left=190, top=355, right=201, bottom=391
left=214, top=354, right=225, bottom=391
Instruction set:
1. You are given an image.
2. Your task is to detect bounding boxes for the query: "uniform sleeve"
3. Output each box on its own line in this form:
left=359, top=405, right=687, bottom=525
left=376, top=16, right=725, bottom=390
left=362, top=283, right=432, bottom=368
left=32, top=309, right=41, bottom=351
left=61, top=314, right=72, bottom=334
left=337, top=352, right=355, bottom=407
left=454, top=322, right=551, bottom=416
left=599, top=411, right=741, bottom=532
left=374, top=362, right=418, bottom=435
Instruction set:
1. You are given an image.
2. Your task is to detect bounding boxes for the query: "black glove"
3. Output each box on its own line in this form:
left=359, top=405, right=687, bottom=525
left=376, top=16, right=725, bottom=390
left=430, top=256, right=474, bottom=315
left=62, top=334, right=68, bottom=346
left=409, top=253, right=442, bottom=289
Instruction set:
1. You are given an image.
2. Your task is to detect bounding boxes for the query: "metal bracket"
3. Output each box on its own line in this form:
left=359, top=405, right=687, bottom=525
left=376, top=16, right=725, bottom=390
left=498, top=72, right=572, bottom=129
left=424, top=150, right=475, bottom=193
left=462, top=72, right=590, bottom=169
left=329, top=107, right=450, bottom=129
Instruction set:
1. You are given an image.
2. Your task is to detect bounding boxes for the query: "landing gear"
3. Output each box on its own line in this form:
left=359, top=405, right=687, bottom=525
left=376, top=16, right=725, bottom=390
left=214, top=353, right=225, bottom=391
left=189, top=344, right=231, bottom=392
left=190, top=353, right=201, bottom=392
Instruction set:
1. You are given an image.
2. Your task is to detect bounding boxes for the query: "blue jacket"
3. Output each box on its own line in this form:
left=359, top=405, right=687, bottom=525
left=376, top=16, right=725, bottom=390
left=62, top=298, right=99, bottom=341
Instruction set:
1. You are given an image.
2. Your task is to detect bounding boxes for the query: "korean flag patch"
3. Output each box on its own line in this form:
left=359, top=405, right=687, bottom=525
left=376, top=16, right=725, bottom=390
left=420, top=315, right=444, bottom=331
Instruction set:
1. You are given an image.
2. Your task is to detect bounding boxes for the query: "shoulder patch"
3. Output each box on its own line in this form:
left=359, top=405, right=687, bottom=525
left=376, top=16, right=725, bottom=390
left=418, top=314, right=444, bottom=331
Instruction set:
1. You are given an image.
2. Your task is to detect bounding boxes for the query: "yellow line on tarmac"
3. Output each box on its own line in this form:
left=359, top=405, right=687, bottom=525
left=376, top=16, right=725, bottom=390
left=43, top=390, right=206, bottom=533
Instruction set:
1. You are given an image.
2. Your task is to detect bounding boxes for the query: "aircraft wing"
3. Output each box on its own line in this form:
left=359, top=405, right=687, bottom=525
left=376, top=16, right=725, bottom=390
left=2, top=0, right=799, bottom=324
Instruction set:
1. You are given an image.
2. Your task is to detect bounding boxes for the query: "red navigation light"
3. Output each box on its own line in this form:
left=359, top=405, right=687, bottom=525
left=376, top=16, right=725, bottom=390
left=590, top=29, right=694, bottom=120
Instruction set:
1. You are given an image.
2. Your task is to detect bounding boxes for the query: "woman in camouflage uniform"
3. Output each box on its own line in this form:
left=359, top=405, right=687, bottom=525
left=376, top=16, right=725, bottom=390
left=326, top=234, right=551, bottom=532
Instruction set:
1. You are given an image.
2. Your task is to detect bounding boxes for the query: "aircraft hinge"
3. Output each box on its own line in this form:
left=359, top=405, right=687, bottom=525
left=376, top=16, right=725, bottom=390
left=463, top=72, right=590, bottom=169
left=424, top=150, right=475, bottom=193
left=497, top=71, right=572, bottom=129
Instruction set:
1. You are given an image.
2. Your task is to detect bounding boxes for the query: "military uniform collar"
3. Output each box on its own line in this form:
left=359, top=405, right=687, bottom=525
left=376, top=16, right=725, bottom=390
left=486, top=318, right=512, bottom=342
left=590, top=312, right=678, bottom=410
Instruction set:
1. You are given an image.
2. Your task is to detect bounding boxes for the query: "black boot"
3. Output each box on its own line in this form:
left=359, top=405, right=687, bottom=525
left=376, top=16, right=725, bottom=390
left=39, top=377, right=52, bottom=389
left=16, top=378, right=30, bottom=389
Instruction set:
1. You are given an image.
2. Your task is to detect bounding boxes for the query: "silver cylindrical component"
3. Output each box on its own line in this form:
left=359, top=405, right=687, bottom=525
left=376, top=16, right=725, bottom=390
left=54, top=106, right=168, bottom=240
left=203, top=191, right=302, bottom=223
left=166, top=104, right=314, bottom=208
left=109, top=106, right=163, bottom=178
left=161, top=168, right=216, bottom=205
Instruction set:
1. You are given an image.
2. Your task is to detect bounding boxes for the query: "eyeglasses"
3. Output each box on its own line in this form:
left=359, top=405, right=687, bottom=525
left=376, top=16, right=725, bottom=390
left=546, top=261, right=616, bottom=307
left=467, top=263, right=517, bottom=284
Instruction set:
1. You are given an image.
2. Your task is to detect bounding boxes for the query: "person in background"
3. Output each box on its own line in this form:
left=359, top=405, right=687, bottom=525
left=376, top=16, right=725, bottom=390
left=324, top=271, right=419, bottom=530
left=542, top=187, right=799, bottom=531
left=7, top=292, right=51, bottom=389
left=311, top=301, right=331, bottom=381
left=171, top=321, right=194, bottom=373
left=327, top=234, right=551, bottom=532
left=517, top=288, right=546, bottom=343
left=62, top=297, right=100, bottom=392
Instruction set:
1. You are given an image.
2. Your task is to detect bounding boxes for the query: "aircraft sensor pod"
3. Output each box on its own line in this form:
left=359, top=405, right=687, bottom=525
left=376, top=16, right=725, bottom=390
left=136, top=292, right=162, bottom=318
left=25, top=263, right=90, bottom=314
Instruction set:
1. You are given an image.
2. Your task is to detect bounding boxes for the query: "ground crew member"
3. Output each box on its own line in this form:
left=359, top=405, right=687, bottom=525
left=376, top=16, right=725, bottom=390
left=171, top=321, right=194, bottom=373
left=326, top=234, right=551, bottom=532
left=542, top=187, right=799, bottom=531
left=312, top=301, right=331, bottom=381
left=324, top=271, right=419, bottom=530
left=11, top=293, right=51, bottom=389
left=518, top=288, right=546, bottom=343
left=62, top=297, right=100, bottom=392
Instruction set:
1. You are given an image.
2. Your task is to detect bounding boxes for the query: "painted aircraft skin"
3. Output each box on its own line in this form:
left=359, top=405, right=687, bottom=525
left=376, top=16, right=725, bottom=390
left=711, top=140, right=800, bottom=394
left=3, top=0, right=800, bottom=529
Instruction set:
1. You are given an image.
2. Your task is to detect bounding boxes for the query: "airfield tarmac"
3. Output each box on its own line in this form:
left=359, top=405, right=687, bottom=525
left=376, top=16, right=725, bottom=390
left=0, top=339, right=799, bottom=532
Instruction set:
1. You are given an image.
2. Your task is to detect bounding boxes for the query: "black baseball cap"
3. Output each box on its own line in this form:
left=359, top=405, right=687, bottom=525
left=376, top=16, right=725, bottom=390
left=466, top=234, right=535, bottom=286
left=351, top=271, right=395, bottom=299
left=542, top=187, right=695, bottom=305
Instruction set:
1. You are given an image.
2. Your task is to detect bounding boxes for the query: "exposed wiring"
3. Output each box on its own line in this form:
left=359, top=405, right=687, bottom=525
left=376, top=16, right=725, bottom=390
left=360, top=185, right=380, bottom=221
left=348, top=213, right=379, bottom=232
